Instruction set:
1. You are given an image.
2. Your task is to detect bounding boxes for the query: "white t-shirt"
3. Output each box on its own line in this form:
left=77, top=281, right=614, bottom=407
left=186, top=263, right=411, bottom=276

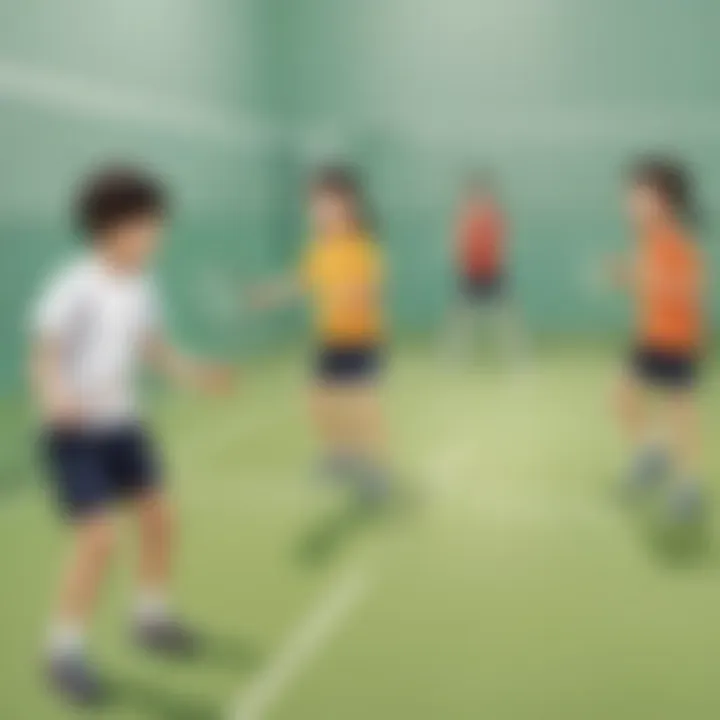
left=32, top=255, right=163, bottom=427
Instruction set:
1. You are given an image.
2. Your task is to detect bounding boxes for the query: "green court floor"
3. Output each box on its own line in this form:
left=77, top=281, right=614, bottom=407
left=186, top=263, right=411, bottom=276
left=1, top=346, right=720, bottom=720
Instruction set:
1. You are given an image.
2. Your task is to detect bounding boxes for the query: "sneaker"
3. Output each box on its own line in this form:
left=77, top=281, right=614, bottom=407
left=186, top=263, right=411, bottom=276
left=620, top=447, right=668, bottom=501
left=352, top=462, right=393, bottom=507
left=667, top=484, right=705, bottom=524
left=134, top=615, right=197, bottom=657
left=319, top=452, right=359, bottom=483
left=46, top=651, right=105, bottom=706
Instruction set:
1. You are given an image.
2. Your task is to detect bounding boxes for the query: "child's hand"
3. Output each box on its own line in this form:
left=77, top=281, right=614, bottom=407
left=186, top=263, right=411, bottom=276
left=606, top=255, right=631, bottom=288
left=199, top=364, right=236, bottom=396
left=245, top=275, right=302, bottom=312
left=245, top=285, right=275, bottom=311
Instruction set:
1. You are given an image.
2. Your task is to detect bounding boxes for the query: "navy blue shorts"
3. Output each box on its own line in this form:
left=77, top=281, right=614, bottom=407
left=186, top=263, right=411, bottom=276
left=461, top=274, right=505, bottom=301
left=631, top=347, right=699, bottom=390
left=42, top=424, right=161, bottom=519
left=315, top=345, right=382, bottom=384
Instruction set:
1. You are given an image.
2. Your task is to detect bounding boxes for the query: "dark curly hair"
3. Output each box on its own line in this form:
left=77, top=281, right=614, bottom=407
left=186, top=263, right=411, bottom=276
left=75, top=165, right=168, bottom=239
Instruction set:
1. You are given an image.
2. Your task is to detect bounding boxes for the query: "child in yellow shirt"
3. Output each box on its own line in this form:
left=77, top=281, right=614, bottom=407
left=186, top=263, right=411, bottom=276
left=255, top=165, right=390, bottom=500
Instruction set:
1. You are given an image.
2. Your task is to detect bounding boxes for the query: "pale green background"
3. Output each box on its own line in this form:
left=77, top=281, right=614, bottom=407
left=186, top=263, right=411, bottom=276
left=2, top=0, right=719, bottom=389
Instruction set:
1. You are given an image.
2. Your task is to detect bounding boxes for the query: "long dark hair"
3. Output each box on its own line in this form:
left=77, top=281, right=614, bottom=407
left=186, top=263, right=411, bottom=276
left=629, top=155, right=700, bottom=229
left=311, top=163, right=375, bottom=235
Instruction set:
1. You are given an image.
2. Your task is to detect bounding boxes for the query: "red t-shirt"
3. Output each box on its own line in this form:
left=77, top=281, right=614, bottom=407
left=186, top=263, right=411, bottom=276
left=457, top=205, right=505, bottom=278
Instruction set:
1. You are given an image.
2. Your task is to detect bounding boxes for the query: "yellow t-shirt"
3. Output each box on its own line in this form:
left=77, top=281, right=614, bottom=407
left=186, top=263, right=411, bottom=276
left=303, top=233, right=383, bottom=347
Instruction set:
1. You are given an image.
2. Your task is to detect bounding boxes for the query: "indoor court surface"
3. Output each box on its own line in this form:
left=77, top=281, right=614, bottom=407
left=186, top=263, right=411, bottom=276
left=2, top=1, right=720, bottom=719
left=2, top=346, right=720, bottom=720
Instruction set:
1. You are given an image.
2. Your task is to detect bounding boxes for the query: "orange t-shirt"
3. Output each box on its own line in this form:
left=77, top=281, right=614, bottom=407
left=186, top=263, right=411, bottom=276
left=457, top=205, right=505, bottom=278
left=636, top=226, right=702, bottom=352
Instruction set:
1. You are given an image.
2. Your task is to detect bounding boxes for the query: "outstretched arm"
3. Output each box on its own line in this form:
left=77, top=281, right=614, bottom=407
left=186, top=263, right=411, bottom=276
left=606, top=253, right=637, bottom=291
left=143, top=332, right=234, bottom=395
left=246, top=271, right=305, bottom=312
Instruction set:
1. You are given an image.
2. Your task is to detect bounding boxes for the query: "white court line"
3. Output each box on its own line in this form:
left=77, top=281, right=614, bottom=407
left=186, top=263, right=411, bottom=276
left=231, top=569, right=369, bottom=720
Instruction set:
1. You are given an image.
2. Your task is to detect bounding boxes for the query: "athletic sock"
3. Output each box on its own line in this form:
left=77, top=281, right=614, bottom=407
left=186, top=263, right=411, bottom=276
left=669, top=479, right=704, bottom=519
left=354, top=457, right=392, bottom=498
left=632, top=442, right=667, bottom=481
left=324, top=448, right=362, bottom=478
left=677, top=477, right=703, bottom=495
left=47, top=622, right=85, bottom=658
left=135, top=590, right=170, bottom=624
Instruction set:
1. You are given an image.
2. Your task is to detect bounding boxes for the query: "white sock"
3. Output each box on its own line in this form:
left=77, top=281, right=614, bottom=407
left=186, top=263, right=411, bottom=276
left=47, top=622, right=85, bottom=656
left=135, top=590, right=170, bottom=622
left=633, top=440, right=666, bottom=473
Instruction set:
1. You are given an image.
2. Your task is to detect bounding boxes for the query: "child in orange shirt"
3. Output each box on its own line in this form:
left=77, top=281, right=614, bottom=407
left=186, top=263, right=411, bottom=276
left=613, top=157, right=705, bottom=521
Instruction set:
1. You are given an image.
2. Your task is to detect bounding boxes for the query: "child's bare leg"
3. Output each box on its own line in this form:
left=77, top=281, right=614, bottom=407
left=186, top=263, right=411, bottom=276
left=446, top=299, right=477, bottom=361
left=45, top=513, right=115, bottom=704
left=614, top=372, right=666, bottom=488
left=341, top=384, right=393, bottom=501
left=50, top=513, right=116, bottom=653
left=615, top=372, right=649, bottom=446
left=134, top=490, right=173, bottom=617
left=312, top=383, right=342, bottom=448
left=311, top=383, right=357, bottom=475
left=345, top=384, right=387, bottom=465
left=664, top=390, right=705, bottom=520
left=496, top=301, right=526, bottom=366
left=667, top=391, right=701, bottom=483
left=132, top=490, right=194, bottom=654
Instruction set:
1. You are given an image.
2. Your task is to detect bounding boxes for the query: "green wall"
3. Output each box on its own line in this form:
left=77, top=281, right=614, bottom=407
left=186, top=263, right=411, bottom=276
left=2, top=0, right=720, bottom=390
left=0, top=0, right=290, bottom=389
left=279, top=0, right=720, bottom=333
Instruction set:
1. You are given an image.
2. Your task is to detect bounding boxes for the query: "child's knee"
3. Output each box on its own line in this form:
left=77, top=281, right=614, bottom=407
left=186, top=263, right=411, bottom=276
left=613, top=379, right=638, bottom=418
left=78, top=517, right=116, bottom=563
left=670, top=393, right=697, bottom=427
left=139, top=495, right=174, bottom=542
